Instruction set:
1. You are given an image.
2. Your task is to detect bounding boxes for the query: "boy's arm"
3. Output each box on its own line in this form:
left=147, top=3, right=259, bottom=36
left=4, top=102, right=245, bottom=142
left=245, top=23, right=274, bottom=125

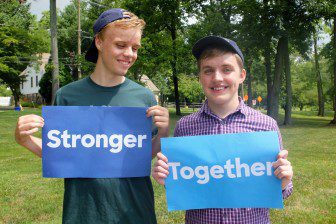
left=271, top=120, right=293, bottom=199
left=282, top=181, right=293, bottom=199
left=273, top=149, right=293, bottom=199
left=15, top=114, right=44, bottom=158
left=146, top=105, right=169, bottom=158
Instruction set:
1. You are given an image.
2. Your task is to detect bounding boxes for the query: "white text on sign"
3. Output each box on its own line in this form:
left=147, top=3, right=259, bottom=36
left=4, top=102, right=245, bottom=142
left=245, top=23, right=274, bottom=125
left=169, top=158, right=274, bottom=184
left=47, top=130, right=147, bottom=153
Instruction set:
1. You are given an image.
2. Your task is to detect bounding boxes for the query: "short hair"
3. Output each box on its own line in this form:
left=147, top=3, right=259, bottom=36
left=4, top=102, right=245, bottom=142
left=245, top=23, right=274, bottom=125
left=197, top=47, right=244, bottom=72
left=97, top=11, right=146, bottom=40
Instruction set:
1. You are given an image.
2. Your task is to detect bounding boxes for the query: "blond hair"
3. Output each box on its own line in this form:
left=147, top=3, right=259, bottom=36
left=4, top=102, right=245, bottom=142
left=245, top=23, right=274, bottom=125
left=97, top=11, right=146, bottom=40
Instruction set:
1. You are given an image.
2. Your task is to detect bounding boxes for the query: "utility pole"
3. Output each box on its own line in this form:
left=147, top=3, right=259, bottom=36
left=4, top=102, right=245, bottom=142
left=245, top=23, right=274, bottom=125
left=77, top=0, right=82, bottom=79
left=50, top=0, right=59, bottom=104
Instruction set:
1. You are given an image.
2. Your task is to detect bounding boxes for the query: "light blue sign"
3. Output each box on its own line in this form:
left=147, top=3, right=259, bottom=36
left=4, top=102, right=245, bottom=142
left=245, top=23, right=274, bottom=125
left=161, top=131, right=283, bottom=211
left=42, top=106, right=152, bottom=178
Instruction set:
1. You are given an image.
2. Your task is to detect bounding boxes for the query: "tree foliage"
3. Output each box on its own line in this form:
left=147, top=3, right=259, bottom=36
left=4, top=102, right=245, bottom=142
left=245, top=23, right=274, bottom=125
left=0, top=0, right=48, bottom=106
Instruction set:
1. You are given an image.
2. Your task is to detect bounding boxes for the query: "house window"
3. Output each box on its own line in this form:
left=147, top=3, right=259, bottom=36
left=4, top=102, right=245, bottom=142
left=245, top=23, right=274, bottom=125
left=36, top=76, right=38, bottom=87
left=31, top=77, right=33, bottom=87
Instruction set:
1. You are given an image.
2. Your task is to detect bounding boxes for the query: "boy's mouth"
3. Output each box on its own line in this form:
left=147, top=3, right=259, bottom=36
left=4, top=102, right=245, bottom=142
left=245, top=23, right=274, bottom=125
left=118, top=60, right=131, bottom=66
left=211, top=86, right=229, bottom=91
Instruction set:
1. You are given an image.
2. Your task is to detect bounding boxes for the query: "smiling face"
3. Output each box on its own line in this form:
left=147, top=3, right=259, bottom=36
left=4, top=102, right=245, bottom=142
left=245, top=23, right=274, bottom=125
left=199, top=51, right=246, bottom=111
left=95, top=26, right=142, bottom=78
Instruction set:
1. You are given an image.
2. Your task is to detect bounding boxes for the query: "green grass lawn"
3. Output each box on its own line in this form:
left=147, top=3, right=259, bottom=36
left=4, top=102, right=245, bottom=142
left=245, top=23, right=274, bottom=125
left=0, top=108, right=335, bottom=223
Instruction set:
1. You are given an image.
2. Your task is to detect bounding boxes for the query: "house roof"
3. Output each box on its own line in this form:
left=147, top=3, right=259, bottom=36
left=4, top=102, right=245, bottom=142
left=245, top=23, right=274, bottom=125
left=19, top=53, right=51, bottom=77
left=140, top=75, right=160, bottom=93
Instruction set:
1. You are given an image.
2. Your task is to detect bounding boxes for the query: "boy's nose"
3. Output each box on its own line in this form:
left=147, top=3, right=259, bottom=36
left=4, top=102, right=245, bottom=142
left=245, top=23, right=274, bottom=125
left=213, top=70, right=224, bottom=81
left=123, top=47, right=133, bottom=57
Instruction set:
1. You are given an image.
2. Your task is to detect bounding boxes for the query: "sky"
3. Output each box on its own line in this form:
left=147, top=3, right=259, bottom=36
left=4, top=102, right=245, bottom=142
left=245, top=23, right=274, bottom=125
left=27, top=0, right=71, bottom=20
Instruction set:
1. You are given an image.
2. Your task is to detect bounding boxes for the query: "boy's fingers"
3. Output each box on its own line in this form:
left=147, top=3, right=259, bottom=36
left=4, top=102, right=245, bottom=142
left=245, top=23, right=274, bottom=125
left=274, top=165, right=291, bottom=176
left=18, top=115, right=44, bottom=124
left=153, top=116, right=168, bottom=123
left=146, top=106, right=168, bottom=117
left=154, top=122, right=169, bottom=129
left=277, top=150, right=288, bottom=159
left=157, top=152, right=168, bottom=162
left=154, top=171, right=168, bottom=179
left=154, top=165, right=169, bottom=175
left=277, top=170, right=293, bottom=180
left=273, top=158, right=290, bottom=168
left=19, top=122, right=44, bottom=132
left=156, top=160, right=169, bottom=170
left=21, top=127, right=39, bottom=136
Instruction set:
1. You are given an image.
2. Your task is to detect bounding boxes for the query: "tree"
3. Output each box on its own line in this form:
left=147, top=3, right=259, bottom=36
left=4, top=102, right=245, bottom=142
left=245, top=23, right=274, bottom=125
left=331, top=16, right=336, bottom=124
left=39, top=63, right=72, bottom=105
left=0, top=84, right=12, bottom=96
left=314, top=0, right=336, bottom=124
left=0, top=0, right=48, bottom=106
left=179, top=75, right=204, bottom=103
left=124, top=0, right=202, bottom=115
left=313, top=28, right=325, bottom=116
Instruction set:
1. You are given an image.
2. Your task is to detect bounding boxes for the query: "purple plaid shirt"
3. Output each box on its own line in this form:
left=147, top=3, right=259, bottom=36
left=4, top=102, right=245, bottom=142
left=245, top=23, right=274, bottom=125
left=174, top=99, right=293, bottom=224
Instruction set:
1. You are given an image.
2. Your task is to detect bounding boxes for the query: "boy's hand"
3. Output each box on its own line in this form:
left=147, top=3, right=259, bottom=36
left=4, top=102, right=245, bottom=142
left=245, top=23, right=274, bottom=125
left=152, top=152, right=169, bottom=185
left=273, top=150, right=293, bottom=190
left=15, top=114, right=44, bottom=145
left=146, top=106, right=169, bottom=137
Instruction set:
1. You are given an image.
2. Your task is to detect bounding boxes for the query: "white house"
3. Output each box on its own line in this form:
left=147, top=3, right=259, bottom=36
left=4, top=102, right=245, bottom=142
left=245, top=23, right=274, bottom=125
left=20, top=53, right=50, bottom=103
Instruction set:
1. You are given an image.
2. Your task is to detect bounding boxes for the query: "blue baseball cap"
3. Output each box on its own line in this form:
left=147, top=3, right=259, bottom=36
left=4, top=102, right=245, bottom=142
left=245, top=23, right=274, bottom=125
left=192, top=36, right=244, bottom=64
left=85, top=8, right=130, bottom=63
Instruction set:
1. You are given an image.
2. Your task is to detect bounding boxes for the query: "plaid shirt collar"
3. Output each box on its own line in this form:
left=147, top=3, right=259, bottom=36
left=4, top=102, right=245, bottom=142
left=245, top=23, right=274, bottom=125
left=199, top=97, right=248, bottom=120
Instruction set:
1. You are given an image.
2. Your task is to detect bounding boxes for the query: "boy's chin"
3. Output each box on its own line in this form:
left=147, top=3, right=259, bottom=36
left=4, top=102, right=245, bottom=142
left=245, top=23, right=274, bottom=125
left=208, top=96, right=234, bottom=106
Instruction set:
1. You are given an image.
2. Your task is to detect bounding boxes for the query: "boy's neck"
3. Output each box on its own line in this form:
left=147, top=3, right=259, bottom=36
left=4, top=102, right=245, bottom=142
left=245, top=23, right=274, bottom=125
left=90, top=67, right=125, bottom=87
left=207, top=97, right=240, bottom=119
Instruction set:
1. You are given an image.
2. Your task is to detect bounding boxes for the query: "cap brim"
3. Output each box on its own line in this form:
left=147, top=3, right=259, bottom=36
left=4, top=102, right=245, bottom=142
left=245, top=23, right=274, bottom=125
left=85, top=39, right=98, bottom=63
left=192, top=36, right=238, bottom=60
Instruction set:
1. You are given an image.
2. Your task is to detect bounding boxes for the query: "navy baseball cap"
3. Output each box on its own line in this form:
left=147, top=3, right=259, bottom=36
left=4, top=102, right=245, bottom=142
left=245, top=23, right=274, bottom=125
left=85, top=8, right=131, bottom=63
left=192, top=36, right=244, bottom=64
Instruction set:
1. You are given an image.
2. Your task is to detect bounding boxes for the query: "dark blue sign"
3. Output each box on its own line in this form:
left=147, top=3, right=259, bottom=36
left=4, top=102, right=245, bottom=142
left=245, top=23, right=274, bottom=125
left=42, top=106, right=152, bottom=178
left=162, top=131, right=283, bottom=211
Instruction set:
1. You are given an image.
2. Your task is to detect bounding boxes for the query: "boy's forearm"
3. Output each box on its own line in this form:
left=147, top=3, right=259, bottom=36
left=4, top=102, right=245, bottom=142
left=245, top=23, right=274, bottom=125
left=151, top=134, right=165, bottom=158
left=17, top=136, right=43, bottom=158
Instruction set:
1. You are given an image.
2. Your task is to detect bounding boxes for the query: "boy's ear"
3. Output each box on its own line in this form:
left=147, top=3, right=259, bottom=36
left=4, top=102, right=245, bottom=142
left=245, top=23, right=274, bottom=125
left=239, top=69, right=246, bottom=84
left=95, top=36, right=102, bottom=51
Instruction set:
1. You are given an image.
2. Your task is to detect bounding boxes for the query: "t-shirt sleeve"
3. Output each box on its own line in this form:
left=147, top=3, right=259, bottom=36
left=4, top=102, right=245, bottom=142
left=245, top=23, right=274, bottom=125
left=53, top=89, right=66, bottom=106
left=149, top=92, right=157, bottom=107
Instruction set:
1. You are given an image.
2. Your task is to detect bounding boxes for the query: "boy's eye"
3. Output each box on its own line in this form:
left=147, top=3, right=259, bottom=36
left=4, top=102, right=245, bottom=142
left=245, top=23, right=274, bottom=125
left=116, top=44, right=125, bottom=48
left=223, top=67, right=232, bottom=73
left=132, top=47, right=139, bottom=52
left=204, top=69, right=213, bottom=75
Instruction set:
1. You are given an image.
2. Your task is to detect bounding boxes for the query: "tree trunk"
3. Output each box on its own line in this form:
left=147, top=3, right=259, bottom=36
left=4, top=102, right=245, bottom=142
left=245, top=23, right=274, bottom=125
left=283, top=36, right=292, bottom=125
left=331, top=16, right=336, bottom=124
left=313, top=31, right=324, bottom=116
left=246, top=57, right=253, bottom=107
left=265, top=44, right=272, bottom=115
left=10, top=86, right=20, bottom=107
left=170, top=15, right=181, bottom=115
left=269, top=37, right=286, bottom=122
left=262, top=0, right=272, bottom=114
left=50, top=0, right=59, bottom=105
left=77, top=0, right=81, bottom=79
